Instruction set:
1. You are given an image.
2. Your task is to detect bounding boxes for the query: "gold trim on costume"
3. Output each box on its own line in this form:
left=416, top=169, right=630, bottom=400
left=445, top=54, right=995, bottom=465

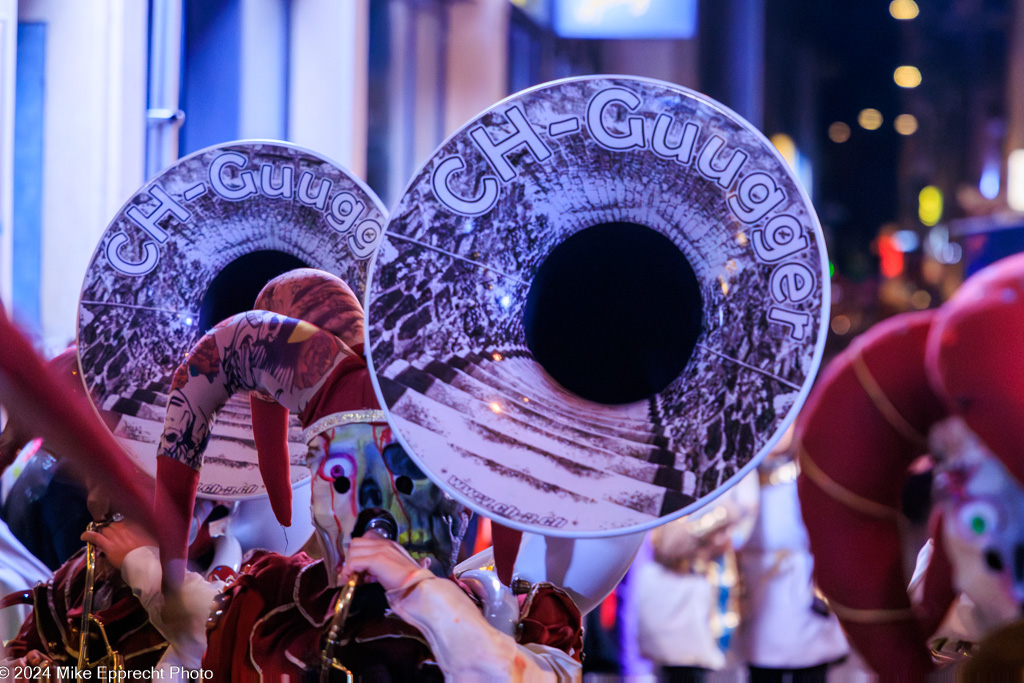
left=824, top=594, right=916, bottom=624
left=851, top=349, right=928, bottom=448
left=797, top=444, right=901, bottom=520
left=302, top=410, right=387, bottom=443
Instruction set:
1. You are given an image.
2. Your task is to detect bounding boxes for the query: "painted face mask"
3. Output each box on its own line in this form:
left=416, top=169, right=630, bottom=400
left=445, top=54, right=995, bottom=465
left=154, top=270, right=470, bottom=589
left=932, top=417, right=1024, bottom=633
left=308, top=420, right=466, bottom=584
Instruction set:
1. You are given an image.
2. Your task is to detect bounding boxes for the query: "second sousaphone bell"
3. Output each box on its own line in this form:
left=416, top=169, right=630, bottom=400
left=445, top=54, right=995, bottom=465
left=365, top=76, right=829, bottom=537
left=77, top=141, right=387, bottom=500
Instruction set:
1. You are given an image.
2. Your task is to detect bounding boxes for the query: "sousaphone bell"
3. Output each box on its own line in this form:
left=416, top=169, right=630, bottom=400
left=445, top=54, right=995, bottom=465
left=364, top=76, right=829, bottom=537
left=77, top=140, right=387, bottom=501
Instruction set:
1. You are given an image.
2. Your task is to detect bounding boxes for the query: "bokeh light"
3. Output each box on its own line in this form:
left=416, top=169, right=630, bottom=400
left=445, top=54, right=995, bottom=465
left=910, top=289, right=932, bottom=309
left=1009, top=149, right=1024, bottom=212
left=828, top=121, right=851, bottom=142
left=858, top=108, right=883, bottom=130
left=894, top=66, right=922, bottom=88
left=770, top=133, right=797, bottom=168
left=918, top=185, right=943, bottom=226
left=889, top=0, right=920, bottom=19
left=980, top=159, right=1001, bottom=199
left=831, top=315, right=852, bottom=335
left=894, top=113, right=918, bottom=135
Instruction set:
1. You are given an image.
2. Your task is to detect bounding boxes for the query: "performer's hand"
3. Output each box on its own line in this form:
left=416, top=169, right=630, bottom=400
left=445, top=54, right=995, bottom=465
left=81, top=518, right=156, bottom=570
left=339, top=532, right=432, bottom=591
left=10, top=650, right=60, bottom=682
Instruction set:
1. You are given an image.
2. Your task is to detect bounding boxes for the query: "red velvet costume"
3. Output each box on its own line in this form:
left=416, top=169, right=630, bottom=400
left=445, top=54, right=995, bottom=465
left=202, top=551, right=582, bottom=680
left=6, top=548, right=167, bottom=670
left=146, top=269, right=586, bottom=680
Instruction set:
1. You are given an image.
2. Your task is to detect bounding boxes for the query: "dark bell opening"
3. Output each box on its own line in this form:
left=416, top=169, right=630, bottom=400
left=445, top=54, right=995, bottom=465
left=198, top=250, right=309, bottom=331
left=523, top=222, right=702, bottom=405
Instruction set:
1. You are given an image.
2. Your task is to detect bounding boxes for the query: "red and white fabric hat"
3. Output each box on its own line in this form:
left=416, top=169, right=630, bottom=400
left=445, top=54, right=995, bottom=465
left=155, top=270, right=385, bottom=587
left=797, top=252, right=1024, bottom=676
left=247, top=268, right=375, bottom=528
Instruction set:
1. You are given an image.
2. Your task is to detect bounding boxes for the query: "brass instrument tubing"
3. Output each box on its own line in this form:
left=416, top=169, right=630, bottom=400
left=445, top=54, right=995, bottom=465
left=77, top=526, right=98, bottom=671
left=320, top=574, right=359, bottom=682
left=77, top=515, right=125, bottom=673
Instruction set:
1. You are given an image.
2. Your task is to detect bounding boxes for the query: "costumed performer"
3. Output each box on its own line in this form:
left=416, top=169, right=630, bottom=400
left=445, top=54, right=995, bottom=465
left=0, top=313, right=158, bottom=668
left=635, top=471, right=757, bottom=681
left=0, top=347, right=98, bottom=569
left=732, top=426, right=849, bottom=681
left=0, top=338, right=302, bottom=673
left=797, top=252, right=1024, bottom=677
left=121, top=269, right=584, bottom=680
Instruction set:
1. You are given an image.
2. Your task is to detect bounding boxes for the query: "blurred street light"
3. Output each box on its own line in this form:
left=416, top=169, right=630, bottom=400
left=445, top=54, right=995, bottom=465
left=1009, top=150, right=1024, bottom=212
left=894, top=113, right=918, bottom=135
left=894, top=66, right=922, bottom=88
left=858, top=108, right=883, bottom=130
left=889, top=0, right=919, bottom=20
left=918, top=185, right=943, bottom=226
left=770, top=133, right=797, bottom=167
left=828, top=121, right=851, bottom=142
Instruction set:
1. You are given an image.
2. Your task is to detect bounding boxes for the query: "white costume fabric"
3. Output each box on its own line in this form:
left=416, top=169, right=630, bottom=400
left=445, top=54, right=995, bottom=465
left=635, top=473, right=759, bottom=670
left=0, top=519, right=51, bottom=644
left=733, top=474, right=849, bottom=668
left=120, top=546, right=223, bottom=672
left=636, top=560, right=727, bottom=669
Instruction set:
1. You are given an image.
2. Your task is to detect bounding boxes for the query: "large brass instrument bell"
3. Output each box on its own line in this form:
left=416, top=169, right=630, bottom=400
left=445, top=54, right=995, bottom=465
left=77, top=140, right=386, bottom=502
left=365, top=75, right=830, bottom=538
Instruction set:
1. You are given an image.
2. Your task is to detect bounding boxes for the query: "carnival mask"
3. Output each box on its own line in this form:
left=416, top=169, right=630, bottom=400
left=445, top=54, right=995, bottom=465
left=932, top=417, right=1024, bottom=632
left=307, top=421, right=467, bottom=585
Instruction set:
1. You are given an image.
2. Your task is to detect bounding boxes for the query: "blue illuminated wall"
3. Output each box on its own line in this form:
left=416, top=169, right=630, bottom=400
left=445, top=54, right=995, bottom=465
left=179, top=0, right=241, bottom=155
left=962, top=226, right=1024, bottom=277
left=12, top=23, right=46, bottom=335
left=553, top=0, right=696, bottom=39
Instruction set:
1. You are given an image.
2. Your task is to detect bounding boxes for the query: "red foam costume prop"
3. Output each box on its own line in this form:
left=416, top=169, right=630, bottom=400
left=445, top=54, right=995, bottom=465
left=0, top=314, right=156, bottom=531
left=797, top=252, right=1024, bottom=677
